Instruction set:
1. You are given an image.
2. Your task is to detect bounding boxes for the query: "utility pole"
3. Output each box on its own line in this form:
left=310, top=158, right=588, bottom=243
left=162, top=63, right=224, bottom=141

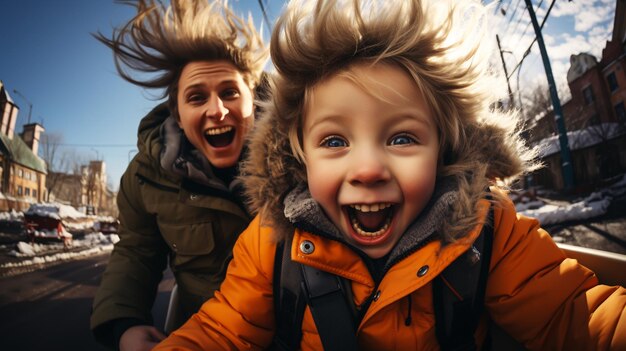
left=524, top=0, right=574, bottom=191
left=496, top=34, right=515, bottom=108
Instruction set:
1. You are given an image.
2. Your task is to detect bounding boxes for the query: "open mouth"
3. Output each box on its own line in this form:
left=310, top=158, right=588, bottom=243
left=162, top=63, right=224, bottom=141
left=346, top=203, right=394, bottom=238
left=204, top=126, right=235, bottom=147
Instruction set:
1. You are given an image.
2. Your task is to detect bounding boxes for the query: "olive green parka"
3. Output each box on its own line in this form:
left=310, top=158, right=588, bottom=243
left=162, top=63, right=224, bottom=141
left=90, top=103, right=251, bottom=348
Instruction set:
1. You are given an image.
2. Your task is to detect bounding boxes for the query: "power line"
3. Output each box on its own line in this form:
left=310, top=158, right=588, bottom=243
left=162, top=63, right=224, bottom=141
left=510, top=5, right=528, bottom=39
left=257, top=0, right=272, bottom=36
left=495, top=0, right=514, bottom=16
left=503, top=0, right=523, bottom=34
left=515, top=0, right=543, bottom=44
left=506, top=0, right=557, bottom=80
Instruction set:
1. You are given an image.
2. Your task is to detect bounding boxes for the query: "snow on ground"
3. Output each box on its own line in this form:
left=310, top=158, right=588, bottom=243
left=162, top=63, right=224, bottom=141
left=0, top=209, right=23, bottom=221
left=0, top=174, right=625, bottom=271
left=518, top=194, right=611, bottom=226
left=517, top=174, right=626, bottom=225
left=25, top=202, right=88, bottom=220
left=0, top=233, right=119, bottom=268
left=535, top=123, right=626, bottom=158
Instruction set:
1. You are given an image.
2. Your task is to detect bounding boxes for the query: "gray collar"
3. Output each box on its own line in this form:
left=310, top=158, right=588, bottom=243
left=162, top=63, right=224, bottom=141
left=159, top=116, right=227, bottom=190
left=283, top=178, right=459, bottom=266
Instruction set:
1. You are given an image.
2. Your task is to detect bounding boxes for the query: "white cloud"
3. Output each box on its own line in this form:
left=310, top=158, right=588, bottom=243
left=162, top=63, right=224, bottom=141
left=551, top=1, right=581, bottom=17
left=551, top=0, right=613, bottom=32
left=548, top=33, right=593, bottom=60
left=575, top=6, right=611, bottom=32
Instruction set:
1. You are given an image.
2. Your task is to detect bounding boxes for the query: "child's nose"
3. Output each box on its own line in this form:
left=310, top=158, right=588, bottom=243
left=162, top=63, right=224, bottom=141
left=347, top=151, right=391, bottom=186
left=205, top=95, right=229, bottom=121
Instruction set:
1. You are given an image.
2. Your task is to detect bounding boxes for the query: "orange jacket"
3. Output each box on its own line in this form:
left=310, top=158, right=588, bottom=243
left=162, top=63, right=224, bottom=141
left=154, top=198, right=626, bottom=350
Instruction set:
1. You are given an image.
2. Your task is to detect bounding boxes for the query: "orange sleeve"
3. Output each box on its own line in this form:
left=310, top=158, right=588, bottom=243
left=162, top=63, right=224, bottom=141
left=486, top=198, right=626, bottom=350
left=153, top=215, right=277, bottom=350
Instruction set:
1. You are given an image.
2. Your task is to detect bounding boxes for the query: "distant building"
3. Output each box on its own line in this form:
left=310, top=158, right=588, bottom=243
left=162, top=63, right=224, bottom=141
left=81, top=160, right=117, bottom=216
left=48, top=160, right=117, bottom=217
left=0, top=81, right=47, bottom=210
left=528, top=0, right=626, bottom=191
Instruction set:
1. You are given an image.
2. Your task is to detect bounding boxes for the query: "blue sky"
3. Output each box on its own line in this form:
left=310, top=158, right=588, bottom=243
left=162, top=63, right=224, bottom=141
left=0, top=0, right=617, bottom=191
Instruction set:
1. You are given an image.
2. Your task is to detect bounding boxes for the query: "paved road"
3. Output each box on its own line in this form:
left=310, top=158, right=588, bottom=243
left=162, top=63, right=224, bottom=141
left=0, top=253, right=174, bottom=351
left=0, top=197, right=624, bottom=350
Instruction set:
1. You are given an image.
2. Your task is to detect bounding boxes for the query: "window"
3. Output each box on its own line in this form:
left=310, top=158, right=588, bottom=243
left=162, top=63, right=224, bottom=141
left=616, top=101, right=626, bottom=122
left=18, top=169, right=23, bottom=178
left=32, top=189, right=37, bottom=198
left=17, top=186, right=22, bottom=196
left=607, top=72, right=618, bottom=92
left=25, top=171, right=30, bottom=180
left=582, top=86, right=595, bottom=105
left=25, top=188, right=30, bottom=196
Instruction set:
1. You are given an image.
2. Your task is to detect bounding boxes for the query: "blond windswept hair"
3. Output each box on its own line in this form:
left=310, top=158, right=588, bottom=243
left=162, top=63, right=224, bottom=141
left=95, top=0, right=268, bottom=119
left=244, top=0, right=539, bottom=242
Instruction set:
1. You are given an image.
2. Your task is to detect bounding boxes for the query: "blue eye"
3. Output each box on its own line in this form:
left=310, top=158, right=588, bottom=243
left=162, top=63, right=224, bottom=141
left=390, top=134, right=417, bottom=145
left=320, top=136, right=348, bottom=148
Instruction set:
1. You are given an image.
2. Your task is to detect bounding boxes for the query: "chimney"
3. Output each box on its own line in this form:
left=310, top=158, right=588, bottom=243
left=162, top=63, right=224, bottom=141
left=0, top=82, right=19, bottom=139
left=21, top=123, right=45, bottom=155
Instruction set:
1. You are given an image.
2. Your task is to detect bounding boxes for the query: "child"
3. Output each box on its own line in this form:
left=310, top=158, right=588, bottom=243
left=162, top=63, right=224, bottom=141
left=155, top=0, right=626, bottom=349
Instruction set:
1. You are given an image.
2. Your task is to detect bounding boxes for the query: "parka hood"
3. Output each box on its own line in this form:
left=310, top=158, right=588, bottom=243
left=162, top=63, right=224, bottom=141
left=136, top=102, right=171, bottom=164
left=241, top=92, right=534, bottom=244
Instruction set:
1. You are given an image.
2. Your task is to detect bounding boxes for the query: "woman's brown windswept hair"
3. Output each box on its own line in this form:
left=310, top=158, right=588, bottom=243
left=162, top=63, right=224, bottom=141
left=243, top=0, right=540, bottom=242
left=94, top=0, right=268, bottom=120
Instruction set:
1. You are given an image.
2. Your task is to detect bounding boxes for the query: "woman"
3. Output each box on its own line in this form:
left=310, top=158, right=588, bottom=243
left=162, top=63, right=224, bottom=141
left=89, top=1, right=267, bottom=350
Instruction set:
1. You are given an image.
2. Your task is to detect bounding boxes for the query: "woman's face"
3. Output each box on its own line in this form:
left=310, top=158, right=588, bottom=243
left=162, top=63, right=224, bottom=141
left=176, top=60, right=255, bottom=169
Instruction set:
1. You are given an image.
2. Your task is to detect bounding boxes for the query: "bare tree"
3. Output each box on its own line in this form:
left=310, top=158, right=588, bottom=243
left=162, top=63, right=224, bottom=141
left=40, top=133, right=72, bottom=201
left=519, top=83, right=552, bottom=123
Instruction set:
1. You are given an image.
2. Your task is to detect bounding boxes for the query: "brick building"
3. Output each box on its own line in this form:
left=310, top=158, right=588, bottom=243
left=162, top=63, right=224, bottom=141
left=0, top=81, right=47, bottom=210
left=529, top=0, right=626, bottom=191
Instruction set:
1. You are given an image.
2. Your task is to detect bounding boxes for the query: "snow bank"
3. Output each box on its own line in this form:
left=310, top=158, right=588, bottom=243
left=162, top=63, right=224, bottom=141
left=0, top=209, right=23, bottom=222
left=535, top=123, right=625, bottom=158
left=519, top=194, right=611, bottom=226
left=517, top=174, right=626, bottom=226
left=25, top=203, right=87, bottom=220
left=1, top=233, right=119, bottom=268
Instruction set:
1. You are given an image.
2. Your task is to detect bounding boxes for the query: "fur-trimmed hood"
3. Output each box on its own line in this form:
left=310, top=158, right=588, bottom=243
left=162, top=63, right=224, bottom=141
left=241, top=89, right=535, bottom=244
left=241, top=0, right=537, bottom=244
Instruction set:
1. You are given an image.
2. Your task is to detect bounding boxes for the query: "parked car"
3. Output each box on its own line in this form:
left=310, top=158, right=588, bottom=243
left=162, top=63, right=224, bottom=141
left=93, top=217, right=120, bottom=234
left=23, top=203, right=96, bottom=247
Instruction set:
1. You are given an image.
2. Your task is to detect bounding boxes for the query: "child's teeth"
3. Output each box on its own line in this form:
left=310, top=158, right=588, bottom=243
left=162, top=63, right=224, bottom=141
left=348, top=203, right=393, bottom=237
left=350, top=203, right=390, bottom=213
left=351, top=217, right=390, bottom=237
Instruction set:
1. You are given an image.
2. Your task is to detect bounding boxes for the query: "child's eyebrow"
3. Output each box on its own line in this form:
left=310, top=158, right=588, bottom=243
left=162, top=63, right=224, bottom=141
left=389, top=112, right=435, bottom=129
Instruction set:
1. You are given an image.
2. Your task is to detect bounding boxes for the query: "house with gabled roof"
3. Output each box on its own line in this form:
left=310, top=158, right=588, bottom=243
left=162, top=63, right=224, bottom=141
left=0, top=81, right=47, bottom=210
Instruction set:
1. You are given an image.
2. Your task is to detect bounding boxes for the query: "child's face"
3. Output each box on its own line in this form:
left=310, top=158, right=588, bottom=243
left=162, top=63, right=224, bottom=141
left=303, top=63, right=439, bottom=258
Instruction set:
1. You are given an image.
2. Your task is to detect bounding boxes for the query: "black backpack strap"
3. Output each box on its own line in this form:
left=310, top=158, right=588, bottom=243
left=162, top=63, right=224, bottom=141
left=301, top=264, right=359, bottom=351
left=434, top=206, right=494, bottom=351
left=271, top=236, right=307, bottom=351
left=271, top=235, right=359, bottom=351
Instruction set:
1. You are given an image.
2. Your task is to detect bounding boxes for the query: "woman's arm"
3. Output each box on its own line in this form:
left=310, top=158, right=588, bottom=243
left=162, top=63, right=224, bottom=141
left=154, top=216, right=277, bottom=350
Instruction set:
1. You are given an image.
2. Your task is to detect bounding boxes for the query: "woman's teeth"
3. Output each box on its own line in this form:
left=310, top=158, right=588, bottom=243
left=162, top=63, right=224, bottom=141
left=205, top=126, right=233, bottom=135
left=204, top=126, right=236, bottom=147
